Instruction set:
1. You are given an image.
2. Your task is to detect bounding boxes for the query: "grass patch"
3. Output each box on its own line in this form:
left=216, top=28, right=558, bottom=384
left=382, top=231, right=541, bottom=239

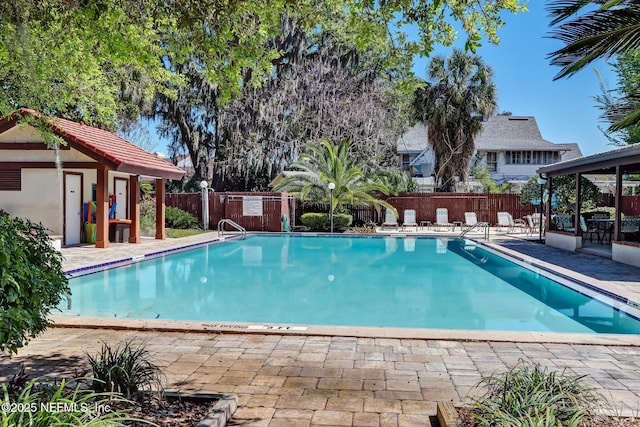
left=167, top=228, right=205, bottom=238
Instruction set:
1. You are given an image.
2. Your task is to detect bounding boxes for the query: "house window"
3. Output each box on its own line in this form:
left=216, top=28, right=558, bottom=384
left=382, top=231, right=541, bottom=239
left=401, top=154, right=418, bottom=172
left=506, top=151, right=560, bottom=165
left=485, top=152, right=497, bottom=172
left=0, top=170, right=21, bottom=191
left=401, top=154, right=411, bottom=171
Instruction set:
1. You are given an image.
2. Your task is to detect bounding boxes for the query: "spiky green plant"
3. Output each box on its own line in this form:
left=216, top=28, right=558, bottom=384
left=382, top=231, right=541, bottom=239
left=470, top=361, right=602, bottom=427
left=0, top=377, right=138, bottom=426
left=87, top=341, right=163, bottom=398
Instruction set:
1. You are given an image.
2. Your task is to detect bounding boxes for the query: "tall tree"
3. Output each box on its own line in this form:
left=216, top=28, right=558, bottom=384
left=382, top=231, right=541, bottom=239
left=520, top=175, right=601, bottom=214
left=548, top=0, right=640, bottom=131
left=413, top=49, right=497, bottom=192
left=213, top=23, right=414, bottom=191
left=0, top=0, right=287, bottom=129
left=1, top=0, right=524, bottom=186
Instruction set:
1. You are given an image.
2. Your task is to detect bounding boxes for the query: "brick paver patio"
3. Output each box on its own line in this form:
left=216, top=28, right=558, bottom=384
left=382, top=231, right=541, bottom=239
left=2, top=328, right=640, bottom=426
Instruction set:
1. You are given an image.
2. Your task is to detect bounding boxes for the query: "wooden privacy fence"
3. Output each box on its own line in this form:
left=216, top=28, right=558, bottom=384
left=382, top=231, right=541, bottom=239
left=600, top=194, right=640, bottom=215
left=166, top=192, right=289, bottom=232
left=167, top=192, right=538, bottom=231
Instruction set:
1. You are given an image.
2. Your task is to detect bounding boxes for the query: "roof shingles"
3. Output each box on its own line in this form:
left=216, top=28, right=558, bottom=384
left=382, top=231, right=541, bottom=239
left=397, top=116, right=582, bottom=157
left=1, top=109, right=184, bottom=180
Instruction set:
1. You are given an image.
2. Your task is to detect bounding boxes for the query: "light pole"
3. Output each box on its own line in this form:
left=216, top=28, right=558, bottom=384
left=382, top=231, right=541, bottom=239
left=328, top=182, right=335, bottom=233
left=537, top=174, right=547, bottom=243
left=200, top=180, right=209, bottom=231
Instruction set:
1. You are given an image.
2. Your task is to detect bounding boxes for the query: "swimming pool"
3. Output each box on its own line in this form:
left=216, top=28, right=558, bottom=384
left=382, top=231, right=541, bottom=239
left=59, top=235, right=640, bottom=334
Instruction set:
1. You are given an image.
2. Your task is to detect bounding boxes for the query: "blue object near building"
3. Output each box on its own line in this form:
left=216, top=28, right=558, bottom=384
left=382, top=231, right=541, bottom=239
left=282, top=214, right=291, bottom=232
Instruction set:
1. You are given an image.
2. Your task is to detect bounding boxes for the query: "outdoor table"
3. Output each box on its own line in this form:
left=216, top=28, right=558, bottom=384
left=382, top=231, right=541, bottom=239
left=420, top=220, right=432, bottom=231
left=587, top=218, right=615, bottom=244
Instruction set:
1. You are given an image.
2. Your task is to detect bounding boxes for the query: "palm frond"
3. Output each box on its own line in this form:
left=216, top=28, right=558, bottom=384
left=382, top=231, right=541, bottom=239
left=546, top=0, right=610, bottom=26
left=609, top=105, right=640, bottom=131
left=548, top=2, right=640, bottom=79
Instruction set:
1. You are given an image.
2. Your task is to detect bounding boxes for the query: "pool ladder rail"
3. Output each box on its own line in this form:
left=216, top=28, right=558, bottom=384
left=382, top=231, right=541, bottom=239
left=459, top=221, right=490, bottom=241
left=218, top=218, right=247, bottom=239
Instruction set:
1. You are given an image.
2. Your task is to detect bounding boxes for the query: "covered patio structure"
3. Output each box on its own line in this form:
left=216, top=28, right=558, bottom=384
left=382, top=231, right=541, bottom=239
left=537, top=143, right=640, bottom=267
left=0, top=109, right=185, bottom=248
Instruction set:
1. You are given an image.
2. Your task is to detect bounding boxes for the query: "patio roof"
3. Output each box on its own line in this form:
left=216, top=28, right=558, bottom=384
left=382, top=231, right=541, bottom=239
left=0, top=108, right=185, bottom=180
left=537, top=143, right=640, bottom=177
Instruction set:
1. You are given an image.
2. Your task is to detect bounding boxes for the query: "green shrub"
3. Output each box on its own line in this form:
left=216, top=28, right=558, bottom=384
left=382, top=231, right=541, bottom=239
left=0, top=211, right=69, bottom=354
left=87, top=340, right=164, bottom=398
left=469, top=361, right=600, bottom=427
left=165, top=206, right=199, bottom=229
left=139, top=200, right=156, bottom=235
left=301, top=213, right=352, bottom=231
left=0, top=377, right=134, bottom=426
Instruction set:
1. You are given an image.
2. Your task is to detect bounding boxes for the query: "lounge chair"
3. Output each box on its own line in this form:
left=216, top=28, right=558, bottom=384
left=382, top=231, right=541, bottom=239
left=381, top=208, right=398, bottom=230
left=402, top=209, right=418, bottom=231
left=435, top=208, right=454, bottom=231
left=530, top=213, right=545, bottom=233
left=462, top=211, right=489, bottom=235
left=464, top=212, right=478, bottom=227
left=496, top=212, right=527, bottom=233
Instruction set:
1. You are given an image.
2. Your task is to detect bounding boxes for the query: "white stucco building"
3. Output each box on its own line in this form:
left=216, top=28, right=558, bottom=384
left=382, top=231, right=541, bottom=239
left=0, top=109, right=184, bottom=248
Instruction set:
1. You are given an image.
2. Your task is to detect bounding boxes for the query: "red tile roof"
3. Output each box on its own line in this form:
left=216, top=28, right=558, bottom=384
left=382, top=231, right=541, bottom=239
left=0, top=109, right=185, bottom=180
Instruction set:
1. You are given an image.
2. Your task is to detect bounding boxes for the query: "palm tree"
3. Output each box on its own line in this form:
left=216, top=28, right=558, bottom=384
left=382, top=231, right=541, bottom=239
left=413, top=49, right=497, bottom=192
left=272, top=139, right=396, bottom=216
left=548, top=0, right=640, bottom=131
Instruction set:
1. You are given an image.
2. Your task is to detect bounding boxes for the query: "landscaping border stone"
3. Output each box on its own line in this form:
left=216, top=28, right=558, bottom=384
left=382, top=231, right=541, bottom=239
left=163, top=391, right=238, bottom=427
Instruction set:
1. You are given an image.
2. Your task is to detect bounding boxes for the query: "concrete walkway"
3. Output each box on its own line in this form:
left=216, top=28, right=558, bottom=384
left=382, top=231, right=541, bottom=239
left=2, top=231, right=640, bottom=426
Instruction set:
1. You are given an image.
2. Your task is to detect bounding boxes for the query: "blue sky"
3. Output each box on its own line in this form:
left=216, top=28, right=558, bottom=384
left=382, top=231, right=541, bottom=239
left=413, top=1, right=616, bottom=156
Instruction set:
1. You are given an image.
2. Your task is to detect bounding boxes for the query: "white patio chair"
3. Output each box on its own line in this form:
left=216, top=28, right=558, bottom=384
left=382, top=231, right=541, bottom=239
left=497, top=212, right=527, bottom=233
left=402, top=209, right=418, bottom=231
left=381, top=208, right=398, bottom=230
left=464, top=212, right=478, bottom=227
left=435, top=208, right=454, bottom=231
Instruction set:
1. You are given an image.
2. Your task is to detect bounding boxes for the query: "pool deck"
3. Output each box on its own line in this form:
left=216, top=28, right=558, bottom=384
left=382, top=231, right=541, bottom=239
left=2, top=230, right=640, bottom=426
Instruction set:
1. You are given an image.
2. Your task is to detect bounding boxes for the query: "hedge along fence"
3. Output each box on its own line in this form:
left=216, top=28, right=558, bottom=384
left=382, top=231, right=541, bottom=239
left=167, top=192, right=541, bottom=232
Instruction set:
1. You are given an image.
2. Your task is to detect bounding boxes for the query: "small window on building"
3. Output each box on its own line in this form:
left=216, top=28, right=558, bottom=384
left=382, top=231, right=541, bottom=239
left=401, top=154, right=411, bottom=171
left=0, top=170, right=21, bottom=191
left=507, top=151, right=559, bottom=165
left=486, top=152, right=497, bottom=172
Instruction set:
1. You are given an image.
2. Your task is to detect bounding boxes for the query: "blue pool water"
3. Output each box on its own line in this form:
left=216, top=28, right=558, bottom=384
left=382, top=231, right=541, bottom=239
left=60, top=235, right=640, bottom=334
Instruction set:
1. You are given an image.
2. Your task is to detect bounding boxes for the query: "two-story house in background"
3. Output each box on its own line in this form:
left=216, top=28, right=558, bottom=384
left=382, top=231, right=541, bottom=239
left=397, top=115, right=583, bottom=192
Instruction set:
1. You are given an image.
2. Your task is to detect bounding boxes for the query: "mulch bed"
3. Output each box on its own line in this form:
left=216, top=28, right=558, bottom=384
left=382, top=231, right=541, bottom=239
left=456, top=407, right=640, bottom=427
left=119, top=394, right=218, bottom=426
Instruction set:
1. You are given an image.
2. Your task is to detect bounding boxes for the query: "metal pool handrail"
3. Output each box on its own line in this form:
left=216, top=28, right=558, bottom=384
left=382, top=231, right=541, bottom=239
left=218, top=219, right=246, bottom=239
left=460, top=222, right=490, bottom=241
